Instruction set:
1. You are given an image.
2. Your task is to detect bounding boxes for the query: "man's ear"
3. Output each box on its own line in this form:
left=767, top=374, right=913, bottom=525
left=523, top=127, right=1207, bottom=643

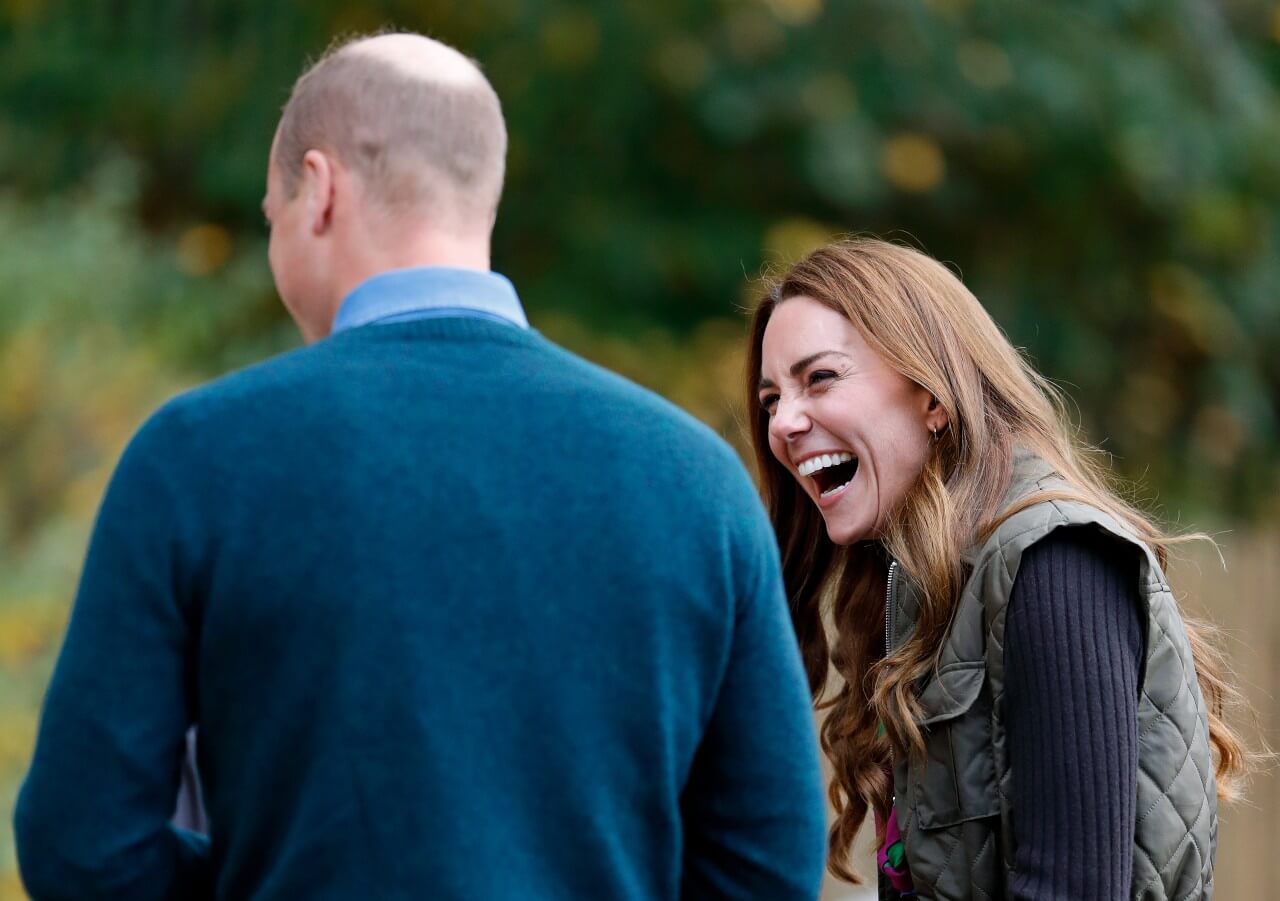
left=299, top=149, right=335, bottom=235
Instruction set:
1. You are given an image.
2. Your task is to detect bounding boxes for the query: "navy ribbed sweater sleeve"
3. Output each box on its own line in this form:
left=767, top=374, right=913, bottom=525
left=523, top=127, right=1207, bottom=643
left=1004, top=526, right=1144, bottom=901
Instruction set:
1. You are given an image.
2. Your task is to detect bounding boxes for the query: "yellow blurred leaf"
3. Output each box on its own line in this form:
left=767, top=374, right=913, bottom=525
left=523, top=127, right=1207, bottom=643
left=63, top=464, right=113, bottom=521
left=176, top=224, right=234, bottom=277
left=763, top=217, right=838, bottom=267
left=881, top=133, right=946, bottom=193
left=0, top=868, right=28, bottom=901
left=653, top=38, right=712, bottom=93
left=0, top=709, right=37, bottom=772
left=0, top=328, right=48, bottom=423
left=0, top=602, right=64, bottom=669
left=1, top=0, right=43, bottom=23
left=1183, top=191, right=1256, bottom=257
left=762, top=0, right=824, bottom=26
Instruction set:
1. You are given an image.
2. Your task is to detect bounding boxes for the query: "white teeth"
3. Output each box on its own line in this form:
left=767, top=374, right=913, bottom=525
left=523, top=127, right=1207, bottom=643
left=820, top=479, right=853, bottom=498
left=797, top=451, right=854, bottom=477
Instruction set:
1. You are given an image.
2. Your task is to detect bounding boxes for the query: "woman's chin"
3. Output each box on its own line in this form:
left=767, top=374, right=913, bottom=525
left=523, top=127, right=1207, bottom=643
left=821, top=514, right=871, bottom=546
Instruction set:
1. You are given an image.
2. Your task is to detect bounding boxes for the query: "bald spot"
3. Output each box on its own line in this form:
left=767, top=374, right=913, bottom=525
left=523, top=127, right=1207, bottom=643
left=275, top=32, right=506, bottom=234
left=347, top=33, right=484, bottom=87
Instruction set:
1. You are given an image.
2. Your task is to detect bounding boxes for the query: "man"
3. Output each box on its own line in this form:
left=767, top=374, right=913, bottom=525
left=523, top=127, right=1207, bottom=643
left=14, top=32, right=826, bottom=901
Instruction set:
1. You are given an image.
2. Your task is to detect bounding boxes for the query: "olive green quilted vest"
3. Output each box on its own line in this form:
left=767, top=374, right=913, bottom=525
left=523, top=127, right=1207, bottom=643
left=885, top=450, right=1217, bottom=900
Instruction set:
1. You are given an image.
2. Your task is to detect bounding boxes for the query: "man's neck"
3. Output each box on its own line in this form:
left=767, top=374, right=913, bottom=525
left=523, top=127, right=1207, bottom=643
left=329, top=233, right=493, bottom=325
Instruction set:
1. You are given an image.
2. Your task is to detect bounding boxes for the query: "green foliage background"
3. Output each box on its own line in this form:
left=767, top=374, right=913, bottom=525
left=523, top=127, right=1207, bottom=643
left=2, top=0, right=1279, bottom=894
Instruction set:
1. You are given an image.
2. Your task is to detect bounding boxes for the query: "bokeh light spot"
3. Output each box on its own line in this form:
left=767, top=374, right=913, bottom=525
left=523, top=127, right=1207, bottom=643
left=764, top=217, right=837, bottom=266
left=881, top=132, right=945, bottom=193
left=763, top=0, right=824, bottom=27
left=800, top=74, right=857, bottom=121
left=176, top=224, right=233, bottom=277
left=725, top=7, right=785, bottom=63
left=654, top=38, right=712, bottom=93
left=957, top=40, right=1013, bottom=89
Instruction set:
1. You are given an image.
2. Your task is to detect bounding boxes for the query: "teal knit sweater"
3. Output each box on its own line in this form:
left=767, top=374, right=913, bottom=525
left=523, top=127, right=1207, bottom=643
left=15, top=317, right=826, bottom=900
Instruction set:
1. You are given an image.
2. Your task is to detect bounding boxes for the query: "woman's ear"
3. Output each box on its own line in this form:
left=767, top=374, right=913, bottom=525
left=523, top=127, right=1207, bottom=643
left=925, top=395, right=951, bottom=436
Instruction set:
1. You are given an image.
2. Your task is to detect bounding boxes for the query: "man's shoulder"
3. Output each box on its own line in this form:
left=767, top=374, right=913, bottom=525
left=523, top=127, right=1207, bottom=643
left=517, top=334, right=769, bottom=527
left=148, top=341, right=332, bottom=429
left=108, top=344, right=333, bottom=481
left=532, top=334, right=737, bottom=461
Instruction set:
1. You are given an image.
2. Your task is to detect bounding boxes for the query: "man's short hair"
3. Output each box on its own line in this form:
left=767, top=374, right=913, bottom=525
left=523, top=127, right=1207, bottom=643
left=275, top=33, right=506, bottom=233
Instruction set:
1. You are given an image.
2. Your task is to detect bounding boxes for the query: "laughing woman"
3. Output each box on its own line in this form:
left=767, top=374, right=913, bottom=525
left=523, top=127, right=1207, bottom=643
left=748, top=238, right=1247, bottom=900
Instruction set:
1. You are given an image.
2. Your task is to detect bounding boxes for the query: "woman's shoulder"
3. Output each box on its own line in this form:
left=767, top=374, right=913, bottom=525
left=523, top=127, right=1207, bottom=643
left=963, top=485, right=1164, bottom=619
left=975, top=474, right=1147, bottom=574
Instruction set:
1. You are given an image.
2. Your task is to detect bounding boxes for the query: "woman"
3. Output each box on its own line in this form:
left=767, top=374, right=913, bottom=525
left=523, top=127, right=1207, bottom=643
left=747, top=238, right=1247, bottom=899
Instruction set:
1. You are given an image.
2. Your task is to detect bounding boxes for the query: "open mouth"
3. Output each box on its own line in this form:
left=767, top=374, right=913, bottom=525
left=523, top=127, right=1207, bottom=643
left=798, top=452, right=859, bottom=498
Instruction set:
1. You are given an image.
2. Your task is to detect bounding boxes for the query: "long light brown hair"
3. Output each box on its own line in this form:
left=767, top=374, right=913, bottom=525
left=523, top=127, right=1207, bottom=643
left=745, top=237, right=1249, bottom=883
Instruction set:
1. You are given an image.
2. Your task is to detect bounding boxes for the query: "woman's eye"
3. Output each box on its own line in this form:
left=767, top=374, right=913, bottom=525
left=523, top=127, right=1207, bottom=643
left=760, top=394, right=779, bottom=415
left=808, top=370, right=837, bottom=387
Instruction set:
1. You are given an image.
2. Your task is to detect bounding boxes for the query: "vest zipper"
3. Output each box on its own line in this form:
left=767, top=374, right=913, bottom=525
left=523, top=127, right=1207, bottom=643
left=884, top=559, right=899, bottom=655
left=884, top=559, right=901, bottom=808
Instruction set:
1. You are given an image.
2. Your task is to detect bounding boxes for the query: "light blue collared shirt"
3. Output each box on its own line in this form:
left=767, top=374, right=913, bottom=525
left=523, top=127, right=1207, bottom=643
left=331, top=266, right=529, bottom=335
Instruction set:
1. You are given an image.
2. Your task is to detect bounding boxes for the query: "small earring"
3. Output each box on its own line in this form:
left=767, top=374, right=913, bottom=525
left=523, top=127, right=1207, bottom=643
left=930, top=424, right=939, bottom=442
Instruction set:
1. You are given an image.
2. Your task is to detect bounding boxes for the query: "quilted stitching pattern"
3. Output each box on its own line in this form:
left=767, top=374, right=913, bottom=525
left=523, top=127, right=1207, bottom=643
left=1129, top=593, right=1217, bottom=899
left=892, top=454, right=1217, bottom=900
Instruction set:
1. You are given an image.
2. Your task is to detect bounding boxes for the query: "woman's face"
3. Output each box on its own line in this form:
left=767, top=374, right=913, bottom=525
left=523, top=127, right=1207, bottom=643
left=758, top=295, right=946, bottom=545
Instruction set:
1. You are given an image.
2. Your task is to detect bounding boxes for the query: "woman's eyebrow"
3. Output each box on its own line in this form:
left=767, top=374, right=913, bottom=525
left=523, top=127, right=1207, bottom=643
left=788, top=350, right=851, bottom=377
left=759, top=350, right=851, bottom=391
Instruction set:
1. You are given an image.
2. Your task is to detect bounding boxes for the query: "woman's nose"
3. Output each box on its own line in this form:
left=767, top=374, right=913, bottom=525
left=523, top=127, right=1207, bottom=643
left=769, top=396, right=811, bottom=443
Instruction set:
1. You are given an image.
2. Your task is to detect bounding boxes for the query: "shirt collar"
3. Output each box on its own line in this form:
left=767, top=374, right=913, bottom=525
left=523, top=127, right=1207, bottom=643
left=331, top=266, right=529, bottom=335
